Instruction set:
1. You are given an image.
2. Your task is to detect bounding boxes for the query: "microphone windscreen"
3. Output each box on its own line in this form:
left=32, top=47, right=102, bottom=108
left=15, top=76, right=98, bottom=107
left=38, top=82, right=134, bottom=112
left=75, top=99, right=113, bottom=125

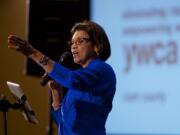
left=59, top=51, right=80, bottom=69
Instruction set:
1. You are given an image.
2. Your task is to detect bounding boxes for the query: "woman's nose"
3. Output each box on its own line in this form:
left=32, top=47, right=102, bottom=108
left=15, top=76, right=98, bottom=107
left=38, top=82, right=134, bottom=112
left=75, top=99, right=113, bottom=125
left=71, top=44, right=78, bottom=49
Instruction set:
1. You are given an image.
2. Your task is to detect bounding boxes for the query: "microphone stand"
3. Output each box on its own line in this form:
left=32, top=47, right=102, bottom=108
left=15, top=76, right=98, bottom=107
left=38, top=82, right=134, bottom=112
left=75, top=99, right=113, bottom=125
left=0, top=94, right=22, bottom=135
left=47, top=90, right=54, bottom=135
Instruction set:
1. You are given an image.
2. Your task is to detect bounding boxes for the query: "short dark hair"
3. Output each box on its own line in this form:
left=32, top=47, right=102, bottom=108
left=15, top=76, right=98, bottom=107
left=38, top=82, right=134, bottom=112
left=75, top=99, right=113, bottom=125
left=70, top=20, right=111, bottom=61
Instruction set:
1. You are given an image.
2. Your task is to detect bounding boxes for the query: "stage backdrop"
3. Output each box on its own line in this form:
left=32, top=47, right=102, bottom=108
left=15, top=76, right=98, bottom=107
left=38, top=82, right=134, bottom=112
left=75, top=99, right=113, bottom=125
left=91, top=0, right=180, bottom=134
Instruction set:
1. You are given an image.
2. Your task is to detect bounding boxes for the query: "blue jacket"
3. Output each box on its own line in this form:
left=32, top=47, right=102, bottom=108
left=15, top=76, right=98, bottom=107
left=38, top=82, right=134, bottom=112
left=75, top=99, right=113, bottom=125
left=49, top=58, right=116, bottom=135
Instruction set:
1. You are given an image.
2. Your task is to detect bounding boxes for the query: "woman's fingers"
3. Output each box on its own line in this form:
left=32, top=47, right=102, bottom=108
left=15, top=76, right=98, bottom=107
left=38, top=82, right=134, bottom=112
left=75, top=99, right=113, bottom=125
left=7, top=35, right=35, bottom=56
left=7, top=43, right=19, bottom=49
left=8, top=35, right=27, bottom=47
left=48, top=80, right=60, bottom=90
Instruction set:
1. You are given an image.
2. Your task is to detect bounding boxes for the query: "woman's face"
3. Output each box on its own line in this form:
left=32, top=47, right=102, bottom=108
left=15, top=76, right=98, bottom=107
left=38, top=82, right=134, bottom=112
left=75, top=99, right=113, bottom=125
left=70, top=30, right=97, bottom=67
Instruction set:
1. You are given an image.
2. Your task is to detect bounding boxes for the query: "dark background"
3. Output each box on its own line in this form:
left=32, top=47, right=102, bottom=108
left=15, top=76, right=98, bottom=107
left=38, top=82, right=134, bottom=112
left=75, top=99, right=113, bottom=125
left=27, top=0, right=90, bottom=76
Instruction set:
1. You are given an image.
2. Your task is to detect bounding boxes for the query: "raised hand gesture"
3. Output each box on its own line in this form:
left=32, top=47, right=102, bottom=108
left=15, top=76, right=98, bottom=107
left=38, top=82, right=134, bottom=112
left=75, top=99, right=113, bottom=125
left=8, top=35, right=35, bottom=56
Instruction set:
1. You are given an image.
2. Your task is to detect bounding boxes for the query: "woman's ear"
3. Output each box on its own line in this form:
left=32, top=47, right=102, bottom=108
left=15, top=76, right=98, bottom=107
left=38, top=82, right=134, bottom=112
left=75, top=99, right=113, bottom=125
left=94, top=45, right=103, bottom=56
left=94, top=46, right=99, bottom=56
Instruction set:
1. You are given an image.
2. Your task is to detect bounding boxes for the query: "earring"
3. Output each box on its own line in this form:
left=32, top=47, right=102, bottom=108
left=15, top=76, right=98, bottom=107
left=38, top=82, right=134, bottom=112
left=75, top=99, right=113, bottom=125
left=94, top=46, right=100, bottom=56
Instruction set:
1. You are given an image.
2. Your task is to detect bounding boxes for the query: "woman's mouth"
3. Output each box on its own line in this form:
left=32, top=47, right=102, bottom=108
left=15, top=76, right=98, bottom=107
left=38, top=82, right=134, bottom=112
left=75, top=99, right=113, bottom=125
left=72, top=51, right=78, bottom=58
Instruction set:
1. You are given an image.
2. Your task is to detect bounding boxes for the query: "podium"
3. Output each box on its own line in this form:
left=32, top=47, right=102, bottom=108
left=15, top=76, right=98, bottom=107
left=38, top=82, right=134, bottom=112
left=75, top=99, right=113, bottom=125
left=0, top=81, right=38, bottom=135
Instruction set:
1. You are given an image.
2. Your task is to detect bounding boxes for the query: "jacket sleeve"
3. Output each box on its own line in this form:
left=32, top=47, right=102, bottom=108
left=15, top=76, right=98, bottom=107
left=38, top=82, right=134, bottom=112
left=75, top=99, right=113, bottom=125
left=50, top=108, right=62, bottom=127
left=48, top=62, right=115, bottom=93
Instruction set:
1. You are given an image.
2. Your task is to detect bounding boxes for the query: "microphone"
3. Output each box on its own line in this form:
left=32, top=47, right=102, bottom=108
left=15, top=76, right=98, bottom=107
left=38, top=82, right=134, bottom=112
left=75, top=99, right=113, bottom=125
left=40, top=51, right=78, bottom=86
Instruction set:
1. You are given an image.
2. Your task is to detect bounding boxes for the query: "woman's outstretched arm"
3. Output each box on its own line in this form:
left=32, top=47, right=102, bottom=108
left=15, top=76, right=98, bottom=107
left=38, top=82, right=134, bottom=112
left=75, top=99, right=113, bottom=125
left=8, top=35, right=55, bottom=73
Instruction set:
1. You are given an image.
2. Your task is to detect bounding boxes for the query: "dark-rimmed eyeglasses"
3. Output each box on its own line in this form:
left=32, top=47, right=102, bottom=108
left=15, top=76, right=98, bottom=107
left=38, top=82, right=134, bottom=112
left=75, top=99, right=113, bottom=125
left=68, top=37, right=91, bottom=47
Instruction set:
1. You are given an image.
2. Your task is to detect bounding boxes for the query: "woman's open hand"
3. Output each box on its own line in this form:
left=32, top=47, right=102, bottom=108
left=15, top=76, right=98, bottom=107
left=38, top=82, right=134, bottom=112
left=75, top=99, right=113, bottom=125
left=8, top=35, right=35, bottom=56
